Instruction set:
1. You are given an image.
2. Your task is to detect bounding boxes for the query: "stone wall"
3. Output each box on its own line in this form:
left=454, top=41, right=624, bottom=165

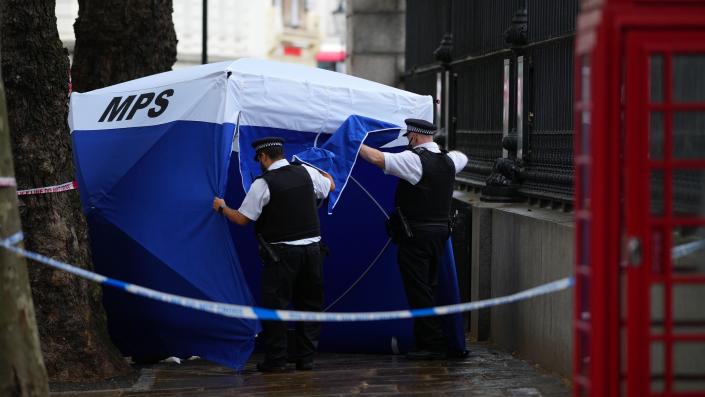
left=456, top=192, right=574, bottom=377
left=345, top=0, right=405, bottom=87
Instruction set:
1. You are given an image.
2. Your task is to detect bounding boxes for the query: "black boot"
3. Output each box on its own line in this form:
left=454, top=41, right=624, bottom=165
left=295, top=360, right=314, bottom=370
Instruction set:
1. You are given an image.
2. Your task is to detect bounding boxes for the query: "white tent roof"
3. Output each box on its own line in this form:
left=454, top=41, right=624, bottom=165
left=69, top=58, right=433, bottom=134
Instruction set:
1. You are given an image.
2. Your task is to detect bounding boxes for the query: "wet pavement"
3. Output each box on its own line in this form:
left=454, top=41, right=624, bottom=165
left=51, top=342, right=571, bottom=396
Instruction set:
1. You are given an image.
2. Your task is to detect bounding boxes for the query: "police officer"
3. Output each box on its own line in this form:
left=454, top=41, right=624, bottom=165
left=359, top=119, right=468, bottom=360
left=213, top=136, right=335, bottom=372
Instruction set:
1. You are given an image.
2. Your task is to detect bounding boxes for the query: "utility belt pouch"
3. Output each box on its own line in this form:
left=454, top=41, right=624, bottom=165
left=257, top=233, right=280, bottom=263
left=386, top=207, right=414, bottom=244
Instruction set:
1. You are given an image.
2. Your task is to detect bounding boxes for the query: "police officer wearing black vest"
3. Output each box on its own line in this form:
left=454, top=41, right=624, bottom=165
left=212, top=137, right=335, bottom=372
left=359, top=119, right=468, bottom=360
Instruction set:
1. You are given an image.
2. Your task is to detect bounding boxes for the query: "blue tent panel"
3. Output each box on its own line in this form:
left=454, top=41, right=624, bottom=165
left=87, top=212, right=256, bottom=367
left=72, top=120, right=260, bottom=370
left=292, top=115, right=400, bottom=213
left=438, top=239, right=466, bottom=351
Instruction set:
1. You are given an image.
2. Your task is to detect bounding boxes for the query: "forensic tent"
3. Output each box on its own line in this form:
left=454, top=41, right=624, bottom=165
left=68, top=58, right=465, bottom=370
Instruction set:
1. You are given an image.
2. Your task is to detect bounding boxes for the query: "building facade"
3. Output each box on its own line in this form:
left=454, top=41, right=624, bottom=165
left=55, top=0, right=346, bottom=68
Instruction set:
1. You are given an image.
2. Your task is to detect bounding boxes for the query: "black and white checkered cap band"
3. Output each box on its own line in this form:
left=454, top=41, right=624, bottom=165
left=254, top=142, right=283, bottom=151
left=406, top=125, right=435, bottom=135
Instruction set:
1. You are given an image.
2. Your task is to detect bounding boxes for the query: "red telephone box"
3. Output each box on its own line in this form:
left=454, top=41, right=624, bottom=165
left=575, top=1, right=705, bottom=396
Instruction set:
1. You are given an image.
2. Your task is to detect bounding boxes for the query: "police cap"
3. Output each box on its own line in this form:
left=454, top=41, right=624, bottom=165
left=252, top=136, right=285, bottom=161
left=403, top=118, right=437, bottom=136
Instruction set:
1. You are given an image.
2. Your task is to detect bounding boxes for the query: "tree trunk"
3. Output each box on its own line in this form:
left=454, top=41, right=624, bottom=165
left=0, top=63, right=49, bottom=397
left=72, top=0, right=178, bottom=92
left=0, top=0, right=132, bottom=382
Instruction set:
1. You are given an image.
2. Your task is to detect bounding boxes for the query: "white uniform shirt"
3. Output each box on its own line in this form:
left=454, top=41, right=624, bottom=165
left=238, top=159, right=331, bottom=245
left=383, top=142, right=468, bottom=185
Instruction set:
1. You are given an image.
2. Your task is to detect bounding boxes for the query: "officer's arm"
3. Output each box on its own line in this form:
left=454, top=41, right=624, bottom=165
left=212, top=197, right=251, bottom=226
left=448, top=151, right=469, bottom=173
left=359, top=144, right=385, bottom=169
left=320, top=170, right=336, bottom=192
left=223, top=206, right=251, bottom=226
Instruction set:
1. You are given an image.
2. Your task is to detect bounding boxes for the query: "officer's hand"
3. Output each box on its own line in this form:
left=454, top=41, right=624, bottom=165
left=319, top=170, right=336, bottom=192
left=213, top=197, right=226, bottom=212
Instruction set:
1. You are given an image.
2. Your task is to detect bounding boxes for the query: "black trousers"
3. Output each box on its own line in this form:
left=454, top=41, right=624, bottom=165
left=260, top=243, right=323, bottom=366
left=397, top=227, right=448, bottom=352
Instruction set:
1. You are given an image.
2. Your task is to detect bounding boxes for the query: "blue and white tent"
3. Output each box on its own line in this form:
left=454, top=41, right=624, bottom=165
left=69, top=58, right=465, bottom=370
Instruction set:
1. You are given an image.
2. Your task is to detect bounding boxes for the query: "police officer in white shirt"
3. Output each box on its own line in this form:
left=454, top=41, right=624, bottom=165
left=359, top=119, right=468, bottom=360
left=213, top=136, right=335, bottom=372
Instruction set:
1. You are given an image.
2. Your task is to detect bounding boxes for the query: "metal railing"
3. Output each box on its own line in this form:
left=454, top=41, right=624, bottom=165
left=404, top=0, right=579, bottom=206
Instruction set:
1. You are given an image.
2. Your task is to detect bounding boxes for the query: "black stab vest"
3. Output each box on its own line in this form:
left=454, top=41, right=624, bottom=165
left=395, top=148, right=455, bottom=223
left=255, top=164, right=321, bottom=242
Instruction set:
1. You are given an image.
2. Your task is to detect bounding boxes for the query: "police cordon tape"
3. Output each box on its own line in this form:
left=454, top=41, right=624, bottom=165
left=17, top=180, right=77, bottom=196
left=0, top=176, right=77, bottom=195
left=4, top=230, right=703, bottom=322
left=0, top=176, right=17, bottom=187
left=0, top=231, right=574, bottom=322
left=671, top=239, right=705, bottom=260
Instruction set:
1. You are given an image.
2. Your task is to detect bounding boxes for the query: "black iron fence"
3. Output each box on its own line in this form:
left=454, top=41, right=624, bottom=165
left=404, top=0, right=579, bottom=207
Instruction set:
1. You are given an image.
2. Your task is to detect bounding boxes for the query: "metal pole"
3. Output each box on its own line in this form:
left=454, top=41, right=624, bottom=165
left=516, top=56, right=524, bottom=160
left=446, top=0, right=454, bottom=150
left=502, top=59, right=510, bottom=158
left=202, top=0, right=208, bottom=64
left=447, top=0, right=452, bottom=35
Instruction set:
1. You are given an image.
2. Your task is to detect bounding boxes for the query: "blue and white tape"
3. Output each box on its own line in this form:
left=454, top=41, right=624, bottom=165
left=3, top=231, right=25, bottom=246
left=672, top=239, right=705, bottom=260
left=0, top=231, right=572, bottom=322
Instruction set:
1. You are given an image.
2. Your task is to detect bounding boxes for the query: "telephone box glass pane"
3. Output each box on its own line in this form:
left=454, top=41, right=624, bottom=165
left=672, top=226, right=705, bottom=277
left=673, top=342, right=705, bottom=392
left=652, top=170, right=663, bottom=216
left=651, top=55, right=664, bottom=103
left=673, top=169, right=705, bottom=217
left=651, top=283, right=664, bottom=334
left=650, top=112, right=664, bottom=160
left=674, top=112, right=705, bottom=160
left=651, top=341, right=664, bottom=393
left=673, top=55, right=705, bottom=103
left=672, top=284, right=705, bottom=334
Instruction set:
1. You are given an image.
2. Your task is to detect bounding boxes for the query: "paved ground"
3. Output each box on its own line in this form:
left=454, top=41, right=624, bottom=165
left=50, top=342, right=571, bottom=396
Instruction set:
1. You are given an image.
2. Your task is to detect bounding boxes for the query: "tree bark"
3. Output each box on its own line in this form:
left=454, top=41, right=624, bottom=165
left=72, top=0, right=178, bottom=92
left=0, top=60, right=49, bottom=397
left=0, top=0, right=132, bottom=382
